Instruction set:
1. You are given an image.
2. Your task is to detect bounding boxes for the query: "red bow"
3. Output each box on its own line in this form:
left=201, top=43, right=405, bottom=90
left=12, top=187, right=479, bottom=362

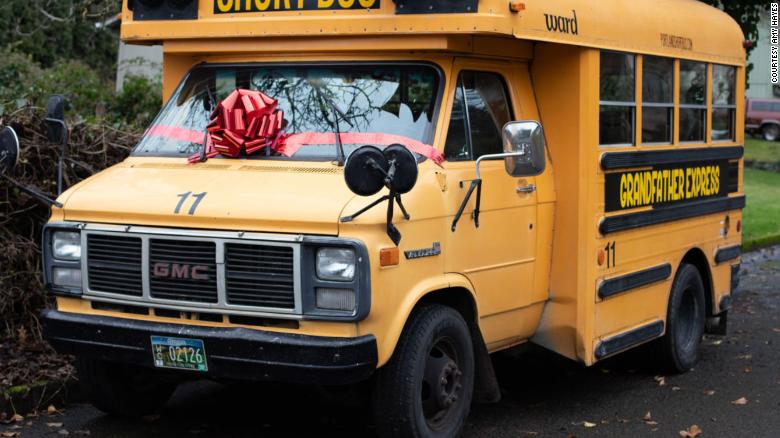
left=189, top=89, right=284, bottom=163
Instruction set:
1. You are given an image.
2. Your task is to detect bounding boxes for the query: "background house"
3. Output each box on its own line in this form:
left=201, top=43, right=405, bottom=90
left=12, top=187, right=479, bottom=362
left=746, top=8, right=775, bottom=99
left=116, top=41, right=162, bottom=91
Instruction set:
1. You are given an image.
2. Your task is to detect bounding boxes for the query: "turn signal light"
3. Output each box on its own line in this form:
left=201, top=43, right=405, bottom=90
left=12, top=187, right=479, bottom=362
left=380, top=248, right=400, bottom=267
left=509, top=2, right=526, bottom=13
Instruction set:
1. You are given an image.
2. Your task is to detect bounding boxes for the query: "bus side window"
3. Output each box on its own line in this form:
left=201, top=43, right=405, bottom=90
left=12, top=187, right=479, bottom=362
left=712, top=64, right=736, bottom=142
left=599, top=51, right=636, bottom=146
left=445, top=71, right=513, bottom=161
left=679, top=60, right=707, bottom=142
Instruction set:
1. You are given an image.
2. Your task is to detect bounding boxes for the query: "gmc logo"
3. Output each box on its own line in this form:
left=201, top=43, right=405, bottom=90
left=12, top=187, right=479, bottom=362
left=152, top=263, right=210, bottom=281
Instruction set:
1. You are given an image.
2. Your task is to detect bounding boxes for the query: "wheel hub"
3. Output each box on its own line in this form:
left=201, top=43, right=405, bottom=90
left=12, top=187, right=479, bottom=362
left=422, top=341, right=463, bottom=427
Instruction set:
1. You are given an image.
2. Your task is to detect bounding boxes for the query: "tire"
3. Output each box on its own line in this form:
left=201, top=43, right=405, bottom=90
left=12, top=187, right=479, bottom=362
left=660, top=264, right=707, bottom=373
left=372, top=305, right=475, bottom=438
left=762, top=124, right=780, bottom=142
left=76, top=358, right=177, bottom=417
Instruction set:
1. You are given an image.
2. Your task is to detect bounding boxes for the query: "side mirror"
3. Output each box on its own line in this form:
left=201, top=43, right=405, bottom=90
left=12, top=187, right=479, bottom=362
left=45, top=95, right=67, bottom=144
left=340, top=144, right=418, bottom=245
left=502, top=120, right=547, bottom=177
left=0, top=126, right=63, bottom=208
left=0, top=126, right=20, bottom=174
left=45, top=95, right=69, bottom=195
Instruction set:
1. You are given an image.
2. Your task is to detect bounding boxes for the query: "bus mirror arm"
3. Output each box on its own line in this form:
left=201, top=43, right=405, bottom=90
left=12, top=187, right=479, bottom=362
left=451, top=179, right=481, bottom=232
left=450, top=151, right=527, bottom=232
left=0, top=173, right=62, bottom=209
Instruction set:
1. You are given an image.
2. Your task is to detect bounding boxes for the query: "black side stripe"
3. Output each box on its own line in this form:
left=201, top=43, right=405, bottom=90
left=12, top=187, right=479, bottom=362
left=601, top=146, right=744, bottom=170
left=595, top=320, right=665, bottom=359
left=715, top=245, right=741, bottom=264
left=600, top=196, right=746, bottom=235
left=730, top=263, right=741, bottom=292
left=598, top=264, right=672, bottom=299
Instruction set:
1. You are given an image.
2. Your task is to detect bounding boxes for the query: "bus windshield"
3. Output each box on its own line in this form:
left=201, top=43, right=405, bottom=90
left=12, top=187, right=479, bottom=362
left=133, top=63, right=441, bottom=160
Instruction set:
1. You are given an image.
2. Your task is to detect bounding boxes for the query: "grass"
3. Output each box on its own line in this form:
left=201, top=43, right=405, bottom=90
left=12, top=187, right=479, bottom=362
left=745, top=138, right=780, bottom=164
left=743, top=168, right=780, bottom=251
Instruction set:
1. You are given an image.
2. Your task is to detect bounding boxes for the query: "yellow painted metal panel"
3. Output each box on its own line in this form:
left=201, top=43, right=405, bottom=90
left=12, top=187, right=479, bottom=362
left=121, top=0, right=745, bottom=64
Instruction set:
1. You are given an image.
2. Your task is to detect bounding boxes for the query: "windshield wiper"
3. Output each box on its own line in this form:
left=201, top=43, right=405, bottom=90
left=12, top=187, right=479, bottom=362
left=315, top=89, right=354, bottom=167
left=198, top=86, right=218, bottom=162
left=324, top=100, right=347, bottom=167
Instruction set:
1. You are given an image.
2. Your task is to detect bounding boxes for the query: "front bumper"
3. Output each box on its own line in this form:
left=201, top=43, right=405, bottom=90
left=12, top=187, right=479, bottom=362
left=42, top=309, right=377, bottom=385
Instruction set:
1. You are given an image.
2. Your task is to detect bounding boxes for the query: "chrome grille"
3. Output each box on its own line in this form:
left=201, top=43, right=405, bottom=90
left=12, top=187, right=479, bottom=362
left=226, top=243, right=295, bottom=309
left=87, top=234, right=143, bottom=296
left=82, top=227, right=302, bottom=317
left=149, top=239, right=218, bottom=303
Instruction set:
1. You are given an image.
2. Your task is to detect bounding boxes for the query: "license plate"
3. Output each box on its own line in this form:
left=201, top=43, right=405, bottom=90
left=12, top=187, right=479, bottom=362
left=151, top=336, right=208, bottom=372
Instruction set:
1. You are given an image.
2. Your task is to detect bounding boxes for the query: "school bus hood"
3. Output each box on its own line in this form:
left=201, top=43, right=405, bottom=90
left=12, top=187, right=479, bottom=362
left=60, top=160, right=354, bottom=235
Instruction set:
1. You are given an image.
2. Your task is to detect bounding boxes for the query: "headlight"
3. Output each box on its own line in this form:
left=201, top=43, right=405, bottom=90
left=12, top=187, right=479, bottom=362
left=52, top=231, right=81, bottom=261
left=316, top=288, right=356, bottom=312
left=52, top=268, right=82, bottom=288
left=316, top=248, right=356, bottom=281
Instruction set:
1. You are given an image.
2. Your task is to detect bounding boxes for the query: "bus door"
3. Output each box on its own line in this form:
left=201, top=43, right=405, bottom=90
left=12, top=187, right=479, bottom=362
left=443, top=59, right=539, bottom=337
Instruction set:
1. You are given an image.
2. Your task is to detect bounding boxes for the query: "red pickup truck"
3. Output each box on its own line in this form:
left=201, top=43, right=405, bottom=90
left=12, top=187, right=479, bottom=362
left=746, top=98, right=780, bottom=141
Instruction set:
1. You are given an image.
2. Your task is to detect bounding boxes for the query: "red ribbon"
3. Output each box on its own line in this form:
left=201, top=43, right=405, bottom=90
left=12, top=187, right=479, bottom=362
left=188, top=89, right=284, bottom=163
left=277, top=132, right=444, bottom=166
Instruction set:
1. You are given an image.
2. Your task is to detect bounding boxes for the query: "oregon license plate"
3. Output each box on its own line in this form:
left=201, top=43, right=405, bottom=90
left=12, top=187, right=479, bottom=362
left=151, top=336, right=208, bottom=372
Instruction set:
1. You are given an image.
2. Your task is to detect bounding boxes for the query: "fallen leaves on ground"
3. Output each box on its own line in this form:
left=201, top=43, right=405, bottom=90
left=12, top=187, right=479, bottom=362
left=771, top=328, right=780, bottom=333
left=47, top=422, right=64, bottom=428
left=704, top=389, right=716, bottom=396
left=654, top=375, right=667, bottom=386
left=679, top=424, right=702, bottom=437
left=1, top=432, right=21, bottom=437
left=0, top=337, right=75, bottom=390
left=642, top=411, right=658, bottom=426
left=731, top=397, right=748, bottom=405
left=582, top=421, right=597, bottom=428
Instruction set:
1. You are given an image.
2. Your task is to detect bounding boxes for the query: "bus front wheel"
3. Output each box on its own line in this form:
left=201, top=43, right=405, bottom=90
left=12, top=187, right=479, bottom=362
left=372, top=304, right=475, bottom=438
left=660, top=264, right=706, bottom=373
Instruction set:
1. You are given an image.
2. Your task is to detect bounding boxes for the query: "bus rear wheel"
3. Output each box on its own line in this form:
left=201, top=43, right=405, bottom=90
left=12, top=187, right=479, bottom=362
left=372, top=304, right=475, bottom=438
left=660, top=264, right=706, bottom=373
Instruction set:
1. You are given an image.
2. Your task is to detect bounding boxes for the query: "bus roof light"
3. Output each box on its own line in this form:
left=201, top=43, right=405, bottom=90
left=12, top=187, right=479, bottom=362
left=509, top=2, right=526, bottom=13
left=130, top=0, right=198, bottom=21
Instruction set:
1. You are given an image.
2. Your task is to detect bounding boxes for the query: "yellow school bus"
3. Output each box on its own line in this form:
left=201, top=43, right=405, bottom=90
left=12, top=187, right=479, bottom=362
left=36, top=1, right=744, bottom=436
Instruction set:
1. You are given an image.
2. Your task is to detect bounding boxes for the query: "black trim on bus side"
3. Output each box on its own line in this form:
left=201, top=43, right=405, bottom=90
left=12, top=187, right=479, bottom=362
left=715, top=245, right=741, bottom=264
left=598, top=263, right=672, bottom=299
left=594, top=320, right=665, bottom=359
left=394, top=0, right=478, bottom=14
left=600, top=146, right=744, bottom=170
left=731, top=263, right=741, bottom=292
left=599, top=196, right=746, bottom=235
